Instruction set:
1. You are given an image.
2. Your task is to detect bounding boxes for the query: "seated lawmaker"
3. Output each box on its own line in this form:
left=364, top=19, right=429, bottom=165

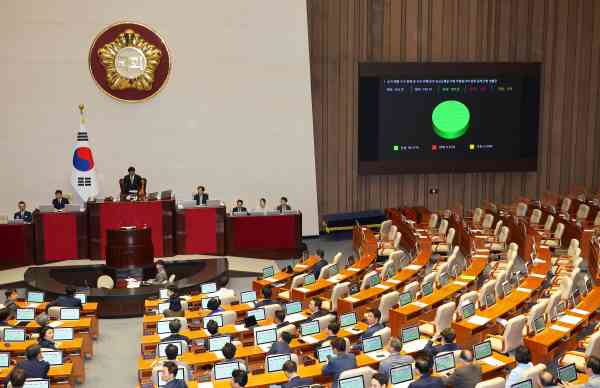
left=47, top=286, right=82, bottom=309
left=122, top=166, right=142, bottom=195
left=255, top=198, right=268, bottom=212
left=323, top=338, right=357, bottom=388
left=312, top=249, right=328, bottom=279
left=161, top=319, right=190, bottom=345
left=206, top=298, right=224, bottom=316
left=277, top=197, right=292, bottom=212
left=193, top=186, right=208, bottom=205
left=356, top=309, right=384, bottom=344
left=52, top=190, right=69, bottom=210
left=4, top=289, right=18, bottom=316
left=152, top=344, right=192, bottom=384
left=9, top=368, right=26, bottom=388
left=232, top=200, right=247, bottom=213
left=37, top=326, right=56, bottom=349
left=15, top=345, right=50, bottom=380
left=254, top=286, right=278, bottom=308
left=282, top=360, right=313, bottom=388
left=274, top=310, right=291, bottom=329
left=0, top=308, right=11, bottom=326
left=268, top=331, right=293, bottom=355
left=149, top=260, right=168, bottom=284
left=14, top=201, right=32, bottom=223
left=423, top=328, right=459, bottom=356
left=164, top=286, right=184, bottom=317
left=160, top=361, right=187, bottom=388
left=307, top=298, right=329, bottom=320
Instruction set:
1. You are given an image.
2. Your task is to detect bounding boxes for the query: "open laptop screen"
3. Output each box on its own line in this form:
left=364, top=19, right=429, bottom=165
left=390, top=364, right=413, bottom=385
left=339, top=312, right=357, bottom=328
left=434, top=352, right=455, bottom=373
left=473, top=340, right=492, bottom=360
left=266, top=354, right=291, bottom=373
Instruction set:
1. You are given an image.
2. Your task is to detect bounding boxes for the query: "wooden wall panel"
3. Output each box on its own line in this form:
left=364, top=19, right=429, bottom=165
left=307, top=0, right=600, bottom=218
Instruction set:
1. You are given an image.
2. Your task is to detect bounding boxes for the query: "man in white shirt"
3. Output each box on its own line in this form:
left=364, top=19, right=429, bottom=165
left=505, top=346, right=533, bottom=388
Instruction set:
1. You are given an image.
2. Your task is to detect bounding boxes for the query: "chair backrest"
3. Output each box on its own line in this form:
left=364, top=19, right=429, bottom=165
left=315, top=314, right=336, bottom=331
left=373, top=327, right=391, bottom=345
left=168, top=274, right=176, bottom=283
left=221, top=310, right=237, bottom=326
left=388, top=225, right=398, bottom=241
left=319, top=264, right=336, bottom=280
left=516, top=202, right=528, bottom=217
left=435, top=263, right=449, bottom=286
left=392, top=232, right=402, bottom=249
left=423, top=272, right=437, bottom=290
left=494, top=272, right=507, bottom=298
left=506, top=248, right=518, bottom=263
left=577, top=204, right=590, bottom=221
left=594, top=211, right=600, bottom=226
left=360, top=271, right=379, bottom=290
left=457, top=291, right=478, bottom=319
left=493, top=220, right=503, bottom=237
left=290, top=274, right=306, bottom=289
left=433, top=302, right=456, bottom=335
left=497, top=226, right=509, bottom=243
left=277, top=323, right=297, bottom=337
left=428, top=214, right=439, bottom=229
left=521, top=364, right=546, bottom=383
left=329, top=282, right=350, bottom=312
left=339, top=367, right=377, bottom=385
left=403, top=282, right=419, bottom=300
left=473, top=208, right=484, bottom=224
left=530, top=209, right=542, bottom=224
left=438, top=219, right=449, bottom=236
left=380, top=260, right=396, bottom=280
left=553, top=223, right=565, bottom=242
left=263, top=304, right=283, bottom=320
left=501, top=315, right=527, bottom=353
left=526, top=302, right=546, bottom=333
left=544, top=291, right=562, bottom=318
left=217, top=289, right=237, bottom=306
left=97, top=275, right=114, bottom=289
left=474, top=377, right=505, bottom=388
left=482, top=214, right=494, bottom=229
left=544, top=215, right=555, bottom=232
left=561, top=197, right=572, bottom=214
left=479, top=280, right=497, bottom=306
left=378, top=291, right=400, bottom=323
left=586, top=331, right=600, bottom=358
left=567, top=239, right=580, bottom=258
left=445, top=228, right=456, bottom=245
left=332, top=252, right=343, bottom=266
left=379, top=220, right=392, bottom=239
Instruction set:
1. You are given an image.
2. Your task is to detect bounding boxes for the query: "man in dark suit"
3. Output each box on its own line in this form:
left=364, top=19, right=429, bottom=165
left=14, top=201, right=32, bottom=223
left=15, top=345, right=50, bottom=380
left=161, top=319, right=190, bottom=345
left=307, top=298, right=329, bottom=320
left=52, top=190, right=69, bottom=210
left=423, top=328, right=459, bottom=356
left=277, top=197, right=292, bottom=212
left=232, top=200, right=247, bottom=213
left=8, top=368, right=26, bottom=388
left=441, top=350, right=481, bottom=388
left=231, top=369, right=248, bottom=388
left=409, top=356, right=444, bottom=388
left=312, top=249, right=328, bottom=279
left=274, top=310, right=291, bottom=329
left=254, top=286, right=279, bottom=308
left=160, top=361, right=187, bottom=388
left=4, top=289, right=18, bottom=317
left=359, top=308, right=384, bottom=340
left=268, top=331, right=293, bottom=355
left=323, top=338, right=357, bottom=388
left=193, top=186, right=209, bottom=205
left=282, top=360, right=313, bottom=388
left=47, top=286, right=82, bottom=309
left=122, top=166, right=142, bottom=194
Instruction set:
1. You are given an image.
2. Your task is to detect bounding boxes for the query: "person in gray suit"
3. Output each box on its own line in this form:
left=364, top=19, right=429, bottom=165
left=323, top=337, right=357, bottom=388
left=378, top=337, right=415, bottom=381
left=149, top=260, right=168, bottom=284
left=441, top=350, right=482, bottom=388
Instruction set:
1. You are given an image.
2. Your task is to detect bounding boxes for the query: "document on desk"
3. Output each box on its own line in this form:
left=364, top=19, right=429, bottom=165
left=516, top=287, right=533, bottom=294
left=301, top=336, right=319, bottom=344
left=530, top=273, right=546, bottom=279
left=482, top=357, right=505, bottom=367
left=406, top=264, right=422, bottom=271
left=295, top=264, right=307, bottom=270
left=234, top=324, right=247, bottom=332
left=570, top=308, right=591, bottom=316
left=461, top=275, right=476, bottom=281
left=387, top=279, right=402, bottom=284
left=550, top=325, right=570, bottom=333
left=467, top=315, right=490, bottom=325
left=295, top=287, right=310, bottom=293
left=48, top=321, right=63, bottom=328
left=263, top=277, right=278, bottom=283
left=453, top=281, right=468, bottom=286
left=558, top=315, right=582, bottom=325
left=374, top=284, right=390, bottom=290
left=412, top=301, right=428, bottom=308
left=533, top=258, right=546, bottom=265
left=198, top=382, right=214, bottom=388
left=347, top=267, right=360, bottom=272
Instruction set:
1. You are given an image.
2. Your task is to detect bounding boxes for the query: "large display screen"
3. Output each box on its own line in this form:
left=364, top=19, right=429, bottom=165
left=358, top=63, right=541, bottom=174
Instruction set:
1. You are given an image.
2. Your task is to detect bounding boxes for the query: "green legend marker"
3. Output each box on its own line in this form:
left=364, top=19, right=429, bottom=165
left=432, top=100, right=470, bottom=140
left=393, top=145, right=399, bottom=151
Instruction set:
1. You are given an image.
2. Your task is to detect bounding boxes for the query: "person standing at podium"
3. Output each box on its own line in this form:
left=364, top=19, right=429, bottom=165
left=122, top=166, right=142, bottom=195
left=52, top=190, right=69, bottom=210
left=277, top=197, right=291, bottom=212
left=193, top=186, right=209, bottom=205
left=14, top=201, right=32, bottom=222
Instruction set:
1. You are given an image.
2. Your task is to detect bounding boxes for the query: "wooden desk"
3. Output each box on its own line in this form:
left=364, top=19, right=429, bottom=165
left=15, top=301, right=99, bottom=339
left=0, top=223, right=35, bottom=268
left=251, top=256, right=320, bottom=297
left=0, top=362, right=74, bottom=388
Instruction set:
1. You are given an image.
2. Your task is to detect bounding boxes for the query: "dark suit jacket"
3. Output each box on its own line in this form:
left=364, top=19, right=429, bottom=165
left=312, top=259, right=329, bottom=279
left=423, top=341, right=459, bottom=356
left=164, top=379, right=188, bottom=388
left=122, top=174, right=142, bottom=193
left=282, top=376, right=313, bottom=388
left=323, top=353, right=357, bottom=388
left=232, top=207, right=247, bottom=213
left=254, top=299, right=278, bottom=308
left=193, top=193, right=209, bottom=205
left=409, top=375, right=445, bottom=388
left=14, top=211, right=32, bottom=222
left=161, top=333, right=190, bottom=345
left=268, top=341, right=292, bottom=355
left=52, top=198, right=69, bottom=210
left=276, top=321, right=292, bottom=329
left=15, top=359, right=50, bottom=379
left=48, top=296, right=82, bottom=309
left=38, top=338, right=56, bottom=349
left=277, top=204, right=292, bottom=211
left=442, top=364, right=482, bottom=388
left=308, top=310, right=330, bottom=321
left=360, top=322, right=385, bottom=340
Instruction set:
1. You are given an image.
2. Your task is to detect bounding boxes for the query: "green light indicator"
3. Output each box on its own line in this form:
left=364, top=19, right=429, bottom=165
left=393, top=145, right=399, bottom=151
left=432, top=100, right=470, bottom=140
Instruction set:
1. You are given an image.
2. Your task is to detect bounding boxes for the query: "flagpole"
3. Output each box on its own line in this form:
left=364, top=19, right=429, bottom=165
left=79, top=104, right=85, bottom=125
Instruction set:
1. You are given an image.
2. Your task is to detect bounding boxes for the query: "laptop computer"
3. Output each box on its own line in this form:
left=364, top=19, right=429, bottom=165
left=159, top=289, right=169, bottom=300
left=156, top=320, right=172, bottom=338
left=59, top=308, right=80, bottom=320
left=208, top=335, right=231, bottom=359
left=339, top=375, right=364, bottom=388
left=485, top=293, right=496, bottom=309
left=300, top=320, right=320, bottom=343
left=502, top=281, right=512, bottom=297
left=0, top=352, right=10, bottom=368
left=240, top=290, right=257, bottom=304
left=23, top=379, right=50, bottom=388
left=53, top=327, right=74, bottom=341
left=284, top=301, right=305, bottom=323
left=399, top=291, right=413, bottom=307
left=339, top=312, right=361, bottom=333
left=262, top=266, right=275, bottom=279
left=400, top=326, right=427, bottom=353
left=390, top=364, right=414, bottom=388
left=40, top=350, right=63, bottom=366
left=473, top=340, right=495, bottom=365
left=462, top=302, right=475, bottom=320
left=4, top=328, right=25, bottom=342
left=158, top=302, right=171, bottom=314
left=246, top=308, right=266, bottom=322
left=370, top=275, right=381, bottom=287
left=362, top=335, right=389, bottom=359
left=304, top=273, right=316, bottom=286
left=316, top=345, right=334, bottom=363
left=434, top=352, right=455, bottom=373
left=214, top=361, right=241, bottom=380
left=558, top=363, right=578, bottom=384
left=439, top=273, right=449, bottom=287
left=421, top=281, right=434, bottom=297
left=254, top=327, right=277, bottom=352
left=533, top=316, right=545, bottom=334
left=27, top=291, right=44, bottom=304
left=16, top=308, right=35, bottom=323
left=201, top=282, right=217, bottom=294
left=74, top=293, right=87, bottom=304
left=511, top=379, right=533, bottom=388
left=266, top=353, right=291, bottom=373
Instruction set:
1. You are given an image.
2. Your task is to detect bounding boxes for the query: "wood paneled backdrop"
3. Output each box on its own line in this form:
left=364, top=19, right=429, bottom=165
left=307, top=0, right=600, bottom=218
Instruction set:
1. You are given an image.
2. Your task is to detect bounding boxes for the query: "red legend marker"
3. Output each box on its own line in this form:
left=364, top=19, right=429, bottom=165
left=432, top=144, right=437, bottom=151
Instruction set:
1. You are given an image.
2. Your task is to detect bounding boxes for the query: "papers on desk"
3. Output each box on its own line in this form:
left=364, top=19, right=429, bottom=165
left=387, top=279, right=402, bottom=284
left=466, top=315, right=490, bottom=326
left=402, top=339, right=428, bottom=353
left=550, top=325, right=570, bottom=333
left=296, top=287, right=310, bottom=293
left=533, top=258, right=546, bottom=265
left=412, top=301, right=428, bottom=308
left=570, top=308, right=591, bottom=316
left=301, top=336, right=319, bottom=344
left=453, top=281, right=468, bottom=287
left=263, top=277, right=278, bottom=283
left=461, top=275, right=476, bottom=280
left=234, top=324, right=247, bottom=332
left=374, top=284, right=390, bottom=290
left=198, top=382, right=214, bottom=388
left=558, top=315, right=582, bottom=325
left=530, top=273, right=546, bottom=279
left=481, top=356, right=505, bottom=367
left=406, top=264, right=423, bottom=271
left=348, top=267, right=360, bottom=272
left=516, top=287, right=533, bottom=294
left=295, top=264, right=307, bottom=270
left=345, top=297, right=360, bottom=303
left=329, top=275, right=343, bottom=282
left=48, top=321, right=63, bottom=328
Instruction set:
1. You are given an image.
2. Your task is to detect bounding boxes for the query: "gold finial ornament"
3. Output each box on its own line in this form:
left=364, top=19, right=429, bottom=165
left=97, top=28, right=162, bottom=91
left=79, top=104, right=85, bottom=124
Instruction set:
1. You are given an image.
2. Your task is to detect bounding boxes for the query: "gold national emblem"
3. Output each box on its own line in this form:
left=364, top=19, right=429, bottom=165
left=97, top=29, right=162, bottom=91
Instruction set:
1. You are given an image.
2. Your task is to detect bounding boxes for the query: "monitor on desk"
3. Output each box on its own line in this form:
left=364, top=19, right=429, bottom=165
left=74, top=293, right=87, bottom=304
left=240, top=290, right=257, bottom=304
left=502, top=281, right=512, bottom=297
left=201, top=282, right=217, bottom=294
left=214, top=361, right=241, bottom=380
left=158, top=302, right=170, bottom=314
left=399, top=291, right=412, bottom=306
left=473, top=340, right=492, bottom=361
left=23, top=380, right=50, bottom=388
left=485, top=293, right=496, bottom=309
left=300, top=320, right=320, bottom=337
left=158, top=341, right=183, bottom=358
left=572, top=288, right=581, bottom=306
left=558, top=363, right=578, bottom=383
left=266, top=354, right=291, bottom=373
left=262, top=266, right=275, bottom=279
left=255, top=327, right=277, bottom=346
left=533, top=315, right=545, bottom=334
left=208, top=335, right=231, bottom=352
left=434, top=352, right=455, bottom=373
left=362, top=335, right=383, bottom=353
left=329, top=264, right=339, bottom=276
left=4, top=328, right=26, bottom=342
left=511, top=379, right=533, bottom=388
left=246, top=308, right=266, bottom=321
left=401, top=326, right=420, bottom=344
left=439, top=272, right=449, bottom=287
left=421, top=281, right=434, bottom=297
left=159, top=289, right=169, bottom=300
left=303, top=273, right=316, bottom=286
left=59, top=308, right=80, bottom=320
left=339, top=375, right=364, bottom=388
left=370, top=274, right=381, bottom=287
left=390, top=364, right=414, bottom=385
left=53, top=327, right=74, bottom=341
left=16, top=308, right=35, bottom=321
left=41, top=350, right=62, bottom=366
left=27, top=291, right=44, bottom=303
left=0, top=352, right=9, bottom=368
left=340, top=312, right=357, bottom=328
left=157, top=320, right=172, bottom=335
left=285, top=301, right=302, bottom=315
left=462, top=302, right=475, bottom=319
left=201, top=298, right=210, bottom=309
left=317, top=346, right=333, bottom=363
left=203, top=315, right=224, bottom=328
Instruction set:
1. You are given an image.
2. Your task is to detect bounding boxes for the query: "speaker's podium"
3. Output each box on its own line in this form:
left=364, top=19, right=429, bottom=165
left=105, top=226, right=154, bottom=280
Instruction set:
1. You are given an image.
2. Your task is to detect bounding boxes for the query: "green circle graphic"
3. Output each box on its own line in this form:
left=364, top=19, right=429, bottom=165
left=432, top=100, right=470, bottom=140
